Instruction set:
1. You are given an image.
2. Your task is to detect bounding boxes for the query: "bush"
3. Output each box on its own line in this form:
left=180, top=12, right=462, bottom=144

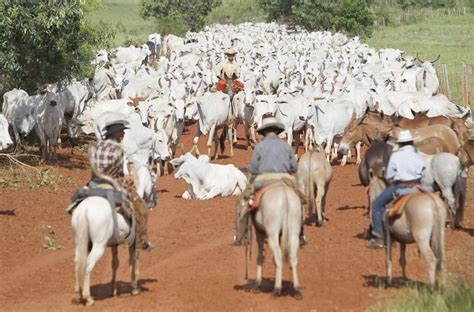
left=0, top=1, right=114, bottom=93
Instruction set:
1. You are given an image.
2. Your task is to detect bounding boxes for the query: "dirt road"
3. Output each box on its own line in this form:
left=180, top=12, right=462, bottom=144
left=1, top=128, right=473, bottom=311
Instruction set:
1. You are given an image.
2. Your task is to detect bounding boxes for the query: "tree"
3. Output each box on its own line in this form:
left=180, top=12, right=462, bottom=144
left=140, top=0, right=222, bottom=33
left=258, top=0, right=294, bottom=21
left=0, top=1, right=114, bottom=94
left=332, top=0, right=376, bottom=38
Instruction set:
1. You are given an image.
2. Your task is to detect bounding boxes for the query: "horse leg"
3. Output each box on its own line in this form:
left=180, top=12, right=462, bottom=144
left=129, top=244, right=140, bottom=295
left=415, top=233, right=437, bottom=288
left=355, top=142, right=362, bottom=165
left=111, top=246, right=119, bottom=296
left=267, top=235, right=283, bottom=297
left=289, top=227, right=302, bottom=299
left=253, top=231, right=266, bottom=292
left=385, top=236, right=393, bottom=287
left=315, top=179, right=325, bottom=226
left=83, top=244, right=106, bottom=307
left=399, top=243, right=407, bottom=281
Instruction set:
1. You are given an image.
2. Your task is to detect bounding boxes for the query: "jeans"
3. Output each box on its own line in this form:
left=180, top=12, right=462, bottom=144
left=371, top=183, right=405, bottom=238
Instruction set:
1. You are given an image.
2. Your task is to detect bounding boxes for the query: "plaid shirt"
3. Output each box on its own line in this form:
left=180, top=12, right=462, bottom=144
left=91, top=139, right=124, bottom=178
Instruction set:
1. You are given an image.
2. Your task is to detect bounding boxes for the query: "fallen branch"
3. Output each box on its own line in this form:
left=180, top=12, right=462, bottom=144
left=0, top=153, right=39, bottom=170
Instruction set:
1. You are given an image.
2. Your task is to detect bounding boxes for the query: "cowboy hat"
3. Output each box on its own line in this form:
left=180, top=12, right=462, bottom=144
left=257, top=116, right=285, bottom=134
left=396, top=130, right=414, bottom=143
left=99, top=112, right=130, bottom=138
left=224, top=48, right=237, bottom=55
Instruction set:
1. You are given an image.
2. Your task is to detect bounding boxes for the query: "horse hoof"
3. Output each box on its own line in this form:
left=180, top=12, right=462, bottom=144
left=294, top=289, right=303, bottom=300
left=131, top=288, right=141, bottom=296
left=271, top=288, right=281, bottom=298
left=85, top=298, right=95, bottom=307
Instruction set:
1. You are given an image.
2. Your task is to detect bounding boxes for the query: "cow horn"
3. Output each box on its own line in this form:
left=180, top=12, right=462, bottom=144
left=415, top=52, right=425, bottom=63
left=430, top=54, right=441, bottom=63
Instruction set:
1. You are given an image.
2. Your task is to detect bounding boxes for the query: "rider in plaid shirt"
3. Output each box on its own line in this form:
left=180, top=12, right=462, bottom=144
left=91, top=120, right=128, bottom=179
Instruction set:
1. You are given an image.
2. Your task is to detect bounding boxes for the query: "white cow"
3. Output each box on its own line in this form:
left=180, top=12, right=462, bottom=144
left=2, top=89, right=37, bottom=146
left=171, top=153, right=247, bottom=200
left=193, top=91, right=232, bottom=158
left=34, top=91, right=63, bottom=160
left=0, top=114, right=13, bottom=150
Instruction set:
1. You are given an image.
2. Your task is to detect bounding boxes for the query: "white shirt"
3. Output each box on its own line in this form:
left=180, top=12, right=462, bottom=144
left=214, top=60, right=241, bottom=80
left=385, top=145, right=425, bottom=182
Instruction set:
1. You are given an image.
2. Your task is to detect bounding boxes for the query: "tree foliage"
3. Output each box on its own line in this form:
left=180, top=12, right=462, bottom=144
left=259, top=0, right=375, bottom=38
left=0, top=1, right=114, bottom=93
left=140, top=0, right=222, bottom=33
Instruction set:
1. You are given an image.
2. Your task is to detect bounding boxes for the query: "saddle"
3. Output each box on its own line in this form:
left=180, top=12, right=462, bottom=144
left=249, top=174, right=307, bottom=211
left=387, top=193, right=417, bottom=220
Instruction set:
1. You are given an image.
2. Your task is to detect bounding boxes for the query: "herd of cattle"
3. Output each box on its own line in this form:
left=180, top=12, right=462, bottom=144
left=0, top=22, right=472, bottom=203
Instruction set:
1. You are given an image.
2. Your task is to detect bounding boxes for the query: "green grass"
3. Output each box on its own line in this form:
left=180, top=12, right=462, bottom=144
left=368, top=15, right=474, bottom=108
left=86, top=0, right=156, bottom=46
left=205, top=0, right=266, bottom=25
left=368, top=278, right=474, bottom=312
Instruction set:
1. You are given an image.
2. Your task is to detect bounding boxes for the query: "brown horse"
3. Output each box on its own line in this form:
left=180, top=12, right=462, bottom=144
left=368, top=177, right=447, bottom=287
left=458, top=140, right=474, bottom=168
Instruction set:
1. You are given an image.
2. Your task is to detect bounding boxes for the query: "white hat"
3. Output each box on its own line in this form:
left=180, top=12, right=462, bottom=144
left=224, top=48, right=237, bottom=55
left=256, top=116, right=285, bottom=134
left=397, top=130, right=414, bottom=143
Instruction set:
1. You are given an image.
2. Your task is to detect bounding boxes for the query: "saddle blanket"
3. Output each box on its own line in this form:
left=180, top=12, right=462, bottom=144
left=388, top=193, right=417, bottom=220
left=250, top=183, right=283, bottom=211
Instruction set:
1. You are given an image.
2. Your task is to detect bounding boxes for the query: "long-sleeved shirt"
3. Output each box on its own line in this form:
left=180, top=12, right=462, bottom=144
left=214, top=60, right=241, bottom=80
left=248, top=135, right=297, bottom=176
left=385, top=145, right=425, bottom=182
left=91, top=139, right=124, bottom=178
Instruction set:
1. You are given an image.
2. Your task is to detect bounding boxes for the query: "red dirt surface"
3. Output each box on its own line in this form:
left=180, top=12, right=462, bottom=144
left=1, top=126, right=473, bottom=311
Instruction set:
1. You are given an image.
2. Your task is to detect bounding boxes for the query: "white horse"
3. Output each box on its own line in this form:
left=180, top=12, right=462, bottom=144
left=71, top=167, right=151, bottom=306
left=235, top=184, right=303, bottom=298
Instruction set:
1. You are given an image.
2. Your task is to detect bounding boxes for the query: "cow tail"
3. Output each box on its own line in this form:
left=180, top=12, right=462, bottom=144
left=219, top=126, right=227, bottom=154
left=76, top=208, right=89, bottom=290
left=453, top=174, right=466, bottom=228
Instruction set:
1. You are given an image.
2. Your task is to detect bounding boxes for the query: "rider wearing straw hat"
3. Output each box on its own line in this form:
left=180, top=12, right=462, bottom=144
left=214, top=48, right=244, bottom=92
left=368, top=130, right=426, bottom=249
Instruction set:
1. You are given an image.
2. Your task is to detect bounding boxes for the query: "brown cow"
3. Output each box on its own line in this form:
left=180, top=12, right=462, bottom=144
left=390, top=125, right=461, bottom=155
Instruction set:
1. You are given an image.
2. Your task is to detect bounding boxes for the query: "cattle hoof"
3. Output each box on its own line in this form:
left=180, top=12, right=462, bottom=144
left=250, top=285, right=261, bottom=293
left=131, top=288, right=141, bottom=296
left=85, top=298, right=95, bottom=307
left=71, top=293, right=81, bottom=304
left=386, top=278, right=392, bottom=287
left=294, top=289, right=303, bottom=300
left=271, top=288, right=281, bottom=298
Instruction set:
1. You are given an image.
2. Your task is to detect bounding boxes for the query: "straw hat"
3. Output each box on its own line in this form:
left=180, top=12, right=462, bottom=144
left=100, top=112, right=130, bottom=138
left=396, top=130, right=414, bottom=143
left=256, top=116, right=285, bottom=134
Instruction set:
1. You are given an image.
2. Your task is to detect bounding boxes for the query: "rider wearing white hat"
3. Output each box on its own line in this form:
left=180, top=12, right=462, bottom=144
left=214, top=47, right=243, bottom=92
left=368, top=129, right=426, bottom=248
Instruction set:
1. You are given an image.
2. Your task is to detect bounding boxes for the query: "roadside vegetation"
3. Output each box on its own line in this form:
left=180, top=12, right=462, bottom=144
left=368, top=277, right=474, bottom=312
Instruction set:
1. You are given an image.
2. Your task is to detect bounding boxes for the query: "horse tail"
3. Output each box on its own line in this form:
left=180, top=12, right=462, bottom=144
left=453, top=173, right=467, bottom=228
left=280, top=186, right=290, bottom=263
left=76, top=208, right=90, bottom=290
left=428, top=193, right=446, bottom=264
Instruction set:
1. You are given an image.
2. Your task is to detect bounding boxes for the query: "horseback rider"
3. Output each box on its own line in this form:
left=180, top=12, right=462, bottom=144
left=214, top=48, right=244, bottom=93
left=90, top=119, right=128, bottom=181
left=368, top=130, right=426, bottom=249
left=244, top=116, right=307, bottom=245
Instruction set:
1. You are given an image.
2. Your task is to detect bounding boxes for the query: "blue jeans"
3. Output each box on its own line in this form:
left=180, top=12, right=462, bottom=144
left=371, top=183, right=405, bottom=238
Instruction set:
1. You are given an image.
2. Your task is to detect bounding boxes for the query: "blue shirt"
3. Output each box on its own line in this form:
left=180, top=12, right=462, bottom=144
left=248, top=135, right=297, bottom=176
left=385, top=145, right=425, bottom=182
